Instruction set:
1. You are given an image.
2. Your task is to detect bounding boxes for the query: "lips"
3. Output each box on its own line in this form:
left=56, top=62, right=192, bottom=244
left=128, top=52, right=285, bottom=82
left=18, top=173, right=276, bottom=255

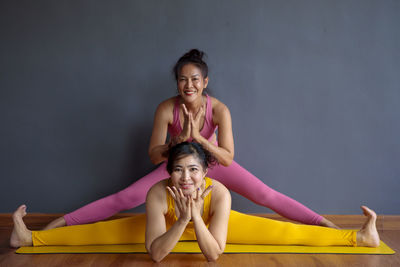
left=184, top=90, right=196, bottom=96
left=180, top=184, right=193, bottom=190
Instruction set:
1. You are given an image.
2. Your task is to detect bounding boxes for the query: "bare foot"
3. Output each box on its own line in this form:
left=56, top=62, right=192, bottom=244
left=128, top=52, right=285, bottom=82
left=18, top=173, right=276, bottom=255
left=10, top=205, right=33, bottom=248
left=356, top=206, right=380, bottom=247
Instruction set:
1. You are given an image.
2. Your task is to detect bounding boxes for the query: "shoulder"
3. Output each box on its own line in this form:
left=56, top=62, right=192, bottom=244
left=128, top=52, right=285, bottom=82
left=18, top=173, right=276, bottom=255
left=209, top=179, right=231, bottom=203
left=209, top=96, right=231, bottom=124
left=154, top=97, right=177, bottom=122
left=146, top=179, right=168, bottom=204
left=156, top=97, right=177, bottom=112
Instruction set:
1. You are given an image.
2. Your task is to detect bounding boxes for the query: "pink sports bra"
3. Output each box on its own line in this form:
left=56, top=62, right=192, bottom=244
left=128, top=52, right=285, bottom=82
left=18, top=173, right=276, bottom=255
left=168, top=94, right=217, bottom=142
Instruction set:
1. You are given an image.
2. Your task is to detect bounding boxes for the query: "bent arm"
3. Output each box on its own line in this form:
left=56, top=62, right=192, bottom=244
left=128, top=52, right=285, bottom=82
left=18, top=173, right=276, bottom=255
left=194, top=103, right=234, bottom=166
left=145, top=185, right=189, bottom=262
left=194, top=184, right=231, bottom=261
left=148, top=102, right=172, bottom=165
left=148, top=219, right=189, bottom=262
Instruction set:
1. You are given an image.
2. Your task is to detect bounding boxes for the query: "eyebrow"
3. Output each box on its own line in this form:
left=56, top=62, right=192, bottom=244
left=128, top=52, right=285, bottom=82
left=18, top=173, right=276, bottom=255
left=179, top=74, right=200, bottom=78
left=173, top=164, right=200, bottom=168
left=188, top=164, right=200, bottom=168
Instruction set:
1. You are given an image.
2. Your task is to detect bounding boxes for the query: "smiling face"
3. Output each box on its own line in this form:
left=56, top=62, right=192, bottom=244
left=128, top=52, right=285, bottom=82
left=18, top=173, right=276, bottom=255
left=177, top=64, right=209, bottom=103
left=170, top=154, right=208, bottom=196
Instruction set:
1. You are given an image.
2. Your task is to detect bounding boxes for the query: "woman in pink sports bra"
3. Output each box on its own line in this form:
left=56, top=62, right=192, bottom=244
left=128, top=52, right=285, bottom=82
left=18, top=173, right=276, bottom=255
left=43, top=49, right=337, bottom=230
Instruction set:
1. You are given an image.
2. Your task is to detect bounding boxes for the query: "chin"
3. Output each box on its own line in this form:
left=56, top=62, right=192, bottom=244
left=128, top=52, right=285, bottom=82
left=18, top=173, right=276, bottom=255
left=181, top=92, right=200, bottom=100
left=181, top=188, right=195, bottom=196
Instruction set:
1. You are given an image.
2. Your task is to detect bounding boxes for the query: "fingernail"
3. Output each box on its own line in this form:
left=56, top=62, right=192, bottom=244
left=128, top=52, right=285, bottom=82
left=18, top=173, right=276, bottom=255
left=197, top=187, right=200, bottom=190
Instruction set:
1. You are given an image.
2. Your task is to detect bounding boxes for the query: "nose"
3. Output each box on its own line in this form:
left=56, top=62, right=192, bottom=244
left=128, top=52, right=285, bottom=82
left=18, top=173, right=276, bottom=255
left=186, top=79, right=193, bottom=88
left=181, top=169, right=190, bottom=180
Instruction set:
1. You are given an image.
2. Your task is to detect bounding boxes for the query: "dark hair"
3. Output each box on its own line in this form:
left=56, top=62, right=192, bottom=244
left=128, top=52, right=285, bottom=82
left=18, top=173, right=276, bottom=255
left=166, top=142, right=218, bottom=174
left=173, top=49, right=209, bottom=81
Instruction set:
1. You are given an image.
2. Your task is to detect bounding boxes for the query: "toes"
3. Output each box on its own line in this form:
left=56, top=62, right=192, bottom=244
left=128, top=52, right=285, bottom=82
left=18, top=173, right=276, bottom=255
left=361, top=206, right=376, bottom=218
left=13, top=205, right=28, bottom=220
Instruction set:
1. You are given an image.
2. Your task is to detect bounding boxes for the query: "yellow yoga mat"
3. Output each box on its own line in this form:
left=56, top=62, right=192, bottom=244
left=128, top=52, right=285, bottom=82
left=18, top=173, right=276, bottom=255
left=16, top=241, right=395, bottom=255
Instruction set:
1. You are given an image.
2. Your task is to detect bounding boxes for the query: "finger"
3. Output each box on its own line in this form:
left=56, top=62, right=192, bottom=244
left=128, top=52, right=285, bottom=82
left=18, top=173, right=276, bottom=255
left=166, top=186, right=176, bottom=199
left=178, top=188, right=185, bottom=199
left=196, top=187, right=200, bottom=200
left=201, top=185, right=213, bottom=199
left=172, top=186, right=184, bottom=206
left=182, top=104, right=189, bottom=116
left=174, top=187, right=185, bottom=208
left=189, top=113, right=195, bottom=128
left=188, top=195, right=192, bottom=211
left=172, top=186, right=179, bottom=197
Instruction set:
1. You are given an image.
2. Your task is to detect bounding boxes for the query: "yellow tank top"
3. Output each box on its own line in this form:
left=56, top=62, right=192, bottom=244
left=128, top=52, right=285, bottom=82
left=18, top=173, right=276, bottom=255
left=165, top=177, right=212, bottom=241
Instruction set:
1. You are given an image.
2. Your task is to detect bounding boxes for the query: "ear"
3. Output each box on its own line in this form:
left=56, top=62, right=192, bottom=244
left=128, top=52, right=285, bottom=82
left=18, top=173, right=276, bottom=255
left=203, top=168, right=208, bottom=178
left=203, top=77, right=209, bottom=88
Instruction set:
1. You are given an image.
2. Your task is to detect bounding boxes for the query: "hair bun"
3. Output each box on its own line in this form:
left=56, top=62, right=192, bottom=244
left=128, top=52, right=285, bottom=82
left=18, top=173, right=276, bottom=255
left=183, top=49, right=205, bottom=61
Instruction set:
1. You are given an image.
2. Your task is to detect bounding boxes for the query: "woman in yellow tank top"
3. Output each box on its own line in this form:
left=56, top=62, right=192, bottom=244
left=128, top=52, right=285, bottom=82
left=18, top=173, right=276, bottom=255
left=10, top=142, right=380, bottom=262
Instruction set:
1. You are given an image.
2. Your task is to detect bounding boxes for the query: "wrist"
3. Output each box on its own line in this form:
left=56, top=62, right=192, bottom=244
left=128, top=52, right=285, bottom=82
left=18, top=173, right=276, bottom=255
left=192, top=132, right=203, bottom=143
left=177, top=135, right=188, bottom=143
left=177, top=217, right=190, bottom=225
left=191, top=214, right=203, bottom=223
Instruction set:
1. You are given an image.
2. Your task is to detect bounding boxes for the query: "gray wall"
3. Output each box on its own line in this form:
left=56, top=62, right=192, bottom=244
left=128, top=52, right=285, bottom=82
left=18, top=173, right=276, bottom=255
left=1, top=0, right=399, bottom=215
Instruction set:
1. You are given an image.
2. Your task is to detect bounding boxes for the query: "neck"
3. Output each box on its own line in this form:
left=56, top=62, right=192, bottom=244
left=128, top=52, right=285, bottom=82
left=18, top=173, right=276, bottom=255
left=184, top=95, right=204, bottom=113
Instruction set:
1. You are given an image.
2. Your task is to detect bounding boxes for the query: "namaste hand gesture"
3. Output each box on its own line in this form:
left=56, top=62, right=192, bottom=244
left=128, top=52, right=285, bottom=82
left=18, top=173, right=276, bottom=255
left=171, top=104, right=204, bottom=145
left=166, top=184, right=213, bottom=223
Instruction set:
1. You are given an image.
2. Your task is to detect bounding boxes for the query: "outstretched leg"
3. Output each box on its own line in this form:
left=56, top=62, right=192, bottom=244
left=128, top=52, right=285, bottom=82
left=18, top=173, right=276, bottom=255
left=209, top=161, right=337, bottom=227
left=226, top=206, right=379, bottom=247
left=43, top=163, right=169, bottom=229
left=11, top=205, right=147, bottom=247
left=10, top=205, right=33, bottom=248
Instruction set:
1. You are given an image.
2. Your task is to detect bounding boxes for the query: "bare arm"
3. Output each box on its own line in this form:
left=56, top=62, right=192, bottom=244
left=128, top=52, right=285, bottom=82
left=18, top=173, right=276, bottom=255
left=148, top=101, right=173, bottom=165
left=145, top=184, right=191, bottom=262
left=148, top=100, right=192, bottom=165
left=191, top=182, right=232, bottom=261
left=192, top=101, right=234, bottom=166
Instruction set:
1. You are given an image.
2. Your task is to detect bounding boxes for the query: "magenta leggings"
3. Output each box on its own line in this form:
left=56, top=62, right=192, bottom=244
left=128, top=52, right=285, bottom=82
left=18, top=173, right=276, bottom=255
left=64, top=161, right=323, bottom=226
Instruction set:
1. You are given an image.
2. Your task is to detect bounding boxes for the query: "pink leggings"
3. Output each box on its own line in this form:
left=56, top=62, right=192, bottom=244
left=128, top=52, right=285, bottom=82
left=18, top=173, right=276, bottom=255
left=64, top=161, right=322, bottom=226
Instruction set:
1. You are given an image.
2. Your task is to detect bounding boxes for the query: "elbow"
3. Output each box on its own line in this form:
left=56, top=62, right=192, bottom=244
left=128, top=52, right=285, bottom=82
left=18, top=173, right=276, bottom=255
left=206, top=255, right=219, bottom=262
left=206, top=251, right=222, bottom=262
left=205, top=246, right=224, bottom=262
left=220, top=154, right=234, bottom=167
left=147, top=244, right=165, bottom=263
left=151, top=254, right=163, bottom=263
left=149, top=156, right=159, bottom=165
left=148, top=152, right=161, bottom=165
left=149, top=250, right=167, bottom=263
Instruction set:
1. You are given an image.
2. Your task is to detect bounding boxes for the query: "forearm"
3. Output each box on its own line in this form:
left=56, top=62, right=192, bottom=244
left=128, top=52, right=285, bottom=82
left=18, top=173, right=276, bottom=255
left=194, top=135, right=233, bottom=166
left=149, top=144, right=169, bottom=165
left=149, top=219, right=188, bottom=262
left=149, top=134, right=191, bottom=165
left=193, top=217, right=224, bottom=262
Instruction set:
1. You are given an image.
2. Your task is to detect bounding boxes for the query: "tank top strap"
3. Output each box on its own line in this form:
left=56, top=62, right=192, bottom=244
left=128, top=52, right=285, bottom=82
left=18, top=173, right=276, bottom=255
left=205, top=94, right=213, bottom=126
left=168, top=96, right=181, bottom=137
left=202, top=177, right=212, bottom=223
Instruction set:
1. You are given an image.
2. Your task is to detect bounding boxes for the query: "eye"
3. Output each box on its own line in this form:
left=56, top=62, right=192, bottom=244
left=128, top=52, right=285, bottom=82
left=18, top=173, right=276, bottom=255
left=190, top=167, right=198, bottom=172
left=173, top=168, right=182, bottom=172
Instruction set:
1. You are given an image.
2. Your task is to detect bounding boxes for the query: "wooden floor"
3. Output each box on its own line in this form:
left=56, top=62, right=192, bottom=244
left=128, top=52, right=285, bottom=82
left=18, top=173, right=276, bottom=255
left=0, top=213, right=399, bottom=267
